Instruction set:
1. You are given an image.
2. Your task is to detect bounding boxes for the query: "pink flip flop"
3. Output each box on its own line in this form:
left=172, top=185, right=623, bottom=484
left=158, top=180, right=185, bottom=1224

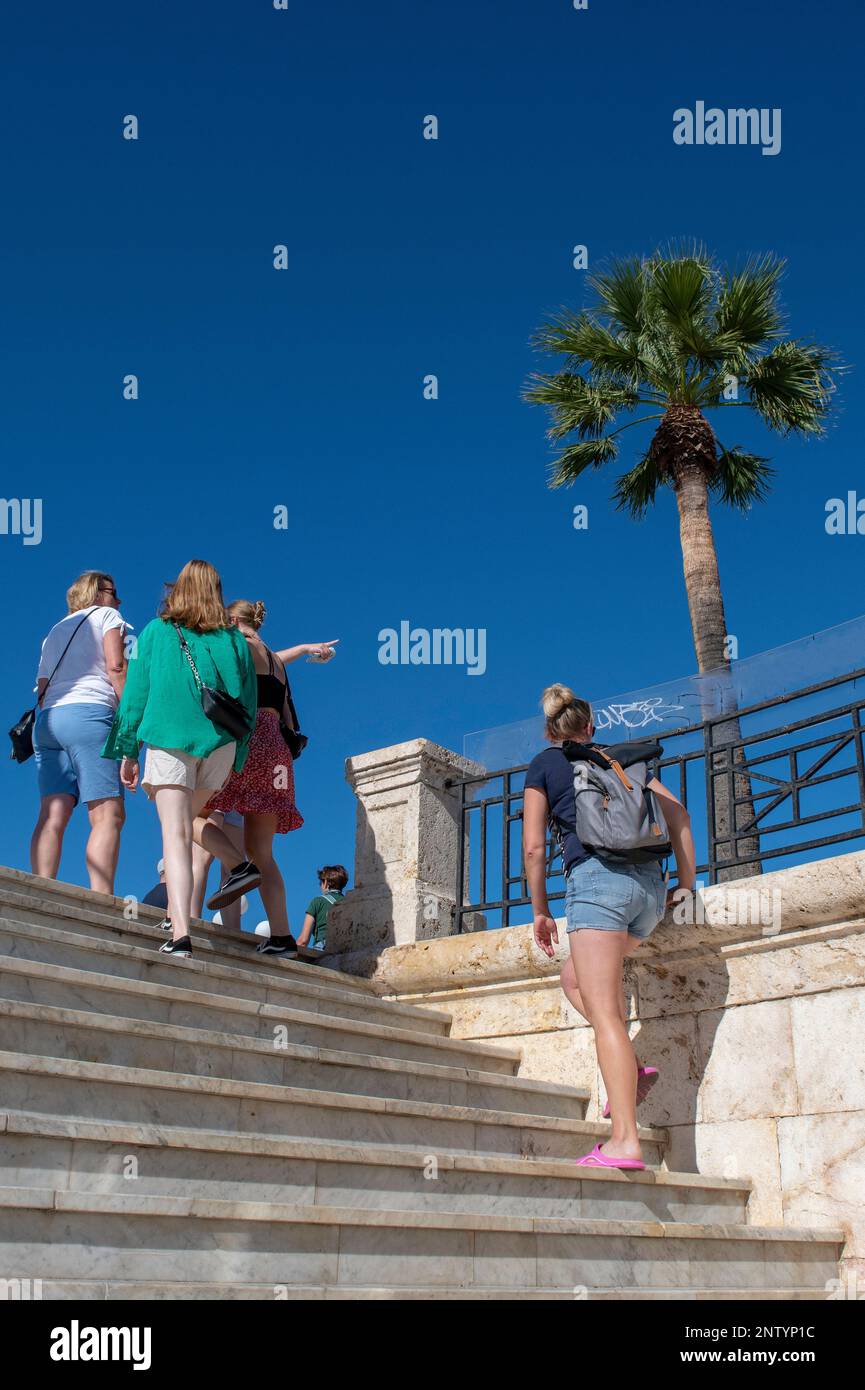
left=575, top=1142, right=646, bottom=1171
left=602, top=1065, right=659, bottom=1119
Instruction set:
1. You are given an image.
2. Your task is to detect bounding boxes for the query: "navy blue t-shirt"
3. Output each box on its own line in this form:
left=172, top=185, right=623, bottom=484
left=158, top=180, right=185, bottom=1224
left=524, top=746, right=589, bottom=874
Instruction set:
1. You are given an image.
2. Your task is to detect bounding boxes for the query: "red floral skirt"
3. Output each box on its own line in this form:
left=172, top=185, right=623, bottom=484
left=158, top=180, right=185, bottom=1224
left=205, top=709, right=303, bottom=835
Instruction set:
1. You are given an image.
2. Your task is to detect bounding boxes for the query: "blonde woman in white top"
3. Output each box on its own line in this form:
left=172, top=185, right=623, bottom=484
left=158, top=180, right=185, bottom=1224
left=30, top=571, right=130, bottom=893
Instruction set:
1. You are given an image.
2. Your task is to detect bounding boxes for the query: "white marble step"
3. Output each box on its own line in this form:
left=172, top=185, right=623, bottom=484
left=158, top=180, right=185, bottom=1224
left=29, top=1281, right=832, bottom=1301
left=0, top=1053, right=669, bottom=1163
left=1, top=1111, right=749, bottom=1225
left=0, top=1000, right=595, bottom=1123
left=0, top=1186, right=843, bottom=1292
left=0, top=873, right=372, bottom=991
left=0, top=913, right=453, bottom=1038
left=0, top=957, right=527, bottom=1082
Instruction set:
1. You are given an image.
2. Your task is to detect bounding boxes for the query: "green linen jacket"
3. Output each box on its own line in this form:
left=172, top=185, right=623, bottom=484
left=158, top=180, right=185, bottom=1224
left=102, top=618, right=257, bottom=772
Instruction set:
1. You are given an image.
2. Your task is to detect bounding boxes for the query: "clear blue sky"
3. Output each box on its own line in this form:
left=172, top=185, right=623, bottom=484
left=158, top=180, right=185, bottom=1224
left=2, top=0, right=863, bottom=921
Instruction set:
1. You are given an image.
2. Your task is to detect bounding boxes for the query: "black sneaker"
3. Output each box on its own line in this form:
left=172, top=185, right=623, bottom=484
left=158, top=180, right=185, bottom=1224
left=159, top=935, right=193, bottom=958
left=158, top=917, right=172, bottom=932
left=206, top=860, right=262, bottom=912
left=256, top=935, right=298, bottom=958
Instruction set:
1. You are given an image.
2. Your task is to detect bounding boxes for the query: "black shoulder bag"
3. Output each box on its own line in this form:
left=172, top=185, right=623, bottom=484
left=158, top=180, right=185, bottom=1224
left=9, top=612, right=91, bottom=763
left=175, top=625, right=252, bottom=743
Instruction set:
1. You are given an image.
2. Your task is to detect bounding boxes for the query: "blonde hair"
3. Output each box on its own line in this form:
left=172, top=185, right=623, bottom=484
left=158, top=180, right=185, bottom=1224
left=541, top=683, right=593, bottom=742
left=227, top=599, right=266, bottom=631
left=159, top=560, right=228, bottom=633
left=67, top=571, right=115, bottom=613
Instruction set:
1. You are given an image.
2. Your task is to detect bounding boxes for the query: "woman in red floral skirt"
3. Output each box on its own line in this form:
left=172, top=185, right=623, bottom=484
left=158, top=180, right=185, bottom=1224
left=203, top=599, right=338, bottom=955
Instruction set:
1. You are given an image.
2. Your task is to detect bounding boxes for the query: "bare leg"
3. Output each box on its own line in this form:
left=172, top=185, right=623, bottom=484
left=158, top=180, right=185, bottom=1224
left=243, top=813, right=289, bottom=936
left=560, top=953, right=627, bottom=1026
left=190, top=839, right=215, bottom=919
left=191, top=813, right=244, bottom=930
left=193, top=813, right=247, bottom=875
left=30, top=794, right=75, bottom=879
left=217, top=821, right=245, bottom=932
left=85, top=797, right=125, bottom=895
left=154, top=787, right=197, bottom=942
left=569, top=929, right=641, bottom=1160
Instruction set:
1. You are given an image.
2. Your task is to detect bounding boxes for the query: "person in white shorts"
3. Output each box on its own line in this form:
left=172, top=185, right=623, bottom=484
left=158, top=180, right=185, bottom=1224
left=102, top=560, right=258, bottom=959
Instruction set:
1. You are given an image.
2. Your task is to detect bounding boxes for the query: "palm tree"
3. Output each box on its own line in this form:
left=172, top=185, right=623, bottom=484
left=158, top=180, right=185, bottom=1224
left=525, top=244, right=840, bottom=877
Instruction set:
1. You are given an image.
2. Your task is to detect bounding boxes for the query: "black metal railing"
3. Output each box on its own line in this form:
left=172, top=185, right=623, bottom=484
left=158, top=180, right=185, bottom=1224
left=449, top=668, right=865, bottom=931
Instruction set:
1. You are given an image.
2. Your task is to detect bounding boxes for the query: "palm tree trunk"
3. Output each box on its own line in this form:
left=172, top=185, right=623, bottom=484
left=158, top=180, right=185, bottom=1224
left=659, top=411, right=762, bottom=882
left=673, top=460, right=729, bottom=673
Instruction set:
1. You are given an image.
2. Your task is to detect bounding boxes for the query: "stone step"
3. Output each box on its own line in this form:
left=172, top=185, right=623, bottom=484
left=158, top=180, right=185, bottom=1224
left=0, top=1053, right=669, bottom=1163
left=0, top=873, right=373, bottom=992
left=0, top=1000, right=593, bottom=1123
left=1, top=1111, right=749, bottom=1225
left=0, top=956, right=527, bottom=1083
left=0, top=1186, right=843, bottom=1292
left=0, top=912, right=453, bottom=1039
left=29, top=1281, right=832, bottom=1301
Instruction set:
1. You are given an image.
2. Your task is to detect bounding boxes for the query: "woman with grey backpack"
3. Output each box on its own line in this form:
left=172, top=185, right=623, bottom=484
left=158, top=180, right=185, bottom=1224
left=523, top=684, right=696, bottom=1170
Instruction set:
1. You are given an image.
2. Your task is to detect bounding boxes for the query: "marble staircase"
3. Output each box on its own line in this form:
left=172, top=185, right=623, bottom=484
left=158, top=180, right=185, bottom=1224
left=0, top=867, right=844, bottom=1300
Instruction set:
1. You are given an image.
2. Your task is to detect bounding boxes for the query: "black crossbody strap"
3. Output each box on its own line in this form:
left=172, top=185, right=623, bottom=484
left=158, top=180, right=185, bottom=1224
left=174, top=624, right=204, bottom=690
left=38, top=612, right=93, bottom=706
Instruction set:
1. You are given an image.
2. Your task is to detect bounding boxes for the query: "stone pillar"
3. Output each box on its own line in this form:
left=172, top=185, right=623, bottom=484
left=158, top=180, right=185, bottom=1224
left=324, top=739, right=486, bottom=962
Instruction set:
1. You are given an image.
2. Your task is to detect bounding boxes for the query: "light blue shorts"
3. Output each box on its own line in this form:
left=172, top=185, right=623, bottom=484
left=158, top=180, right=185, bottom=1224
left=34, top=703, right=122, bottom=806
left=565, top=856, right=666, bottom=940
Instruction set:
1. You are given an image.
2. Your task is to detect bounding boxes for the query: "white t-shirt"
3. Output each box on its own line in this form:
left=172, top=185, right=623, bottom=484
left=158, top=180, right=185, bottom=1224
left=37, top=606, right=131, bottom=711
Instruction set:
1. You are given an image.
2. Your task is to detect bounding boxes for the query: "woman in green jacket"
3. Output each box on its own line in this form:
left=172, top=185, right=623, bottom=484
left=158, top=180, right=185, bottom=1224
left=103, top=559, right=258, bottom=958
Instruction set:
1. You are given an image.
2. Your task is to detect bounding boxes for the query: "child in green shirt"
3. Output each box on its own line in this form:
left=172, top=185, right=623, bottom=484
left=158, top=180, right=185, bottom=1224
left=298, top=864, right=349, bottom=951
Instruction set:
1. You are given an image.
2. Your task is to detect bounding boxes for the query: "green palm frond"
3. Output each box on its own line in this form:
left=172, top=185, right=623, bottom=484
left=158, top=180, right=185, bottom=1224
left=531, top=313, right=649, bottom=383
left=715, top=254, right=786, bottom=354
left=612, top=452, right=664, bottom=519
left=712, top=447, right=776, bottom=510
left=645, top=251, right=715, bottom=348
left=744, top=341, right=839, bottom=435
left=547, top=435, right=620, bottom=489
left=524, top=373, right=641, bottom=440
left=585, top=258, right=647, bottom=336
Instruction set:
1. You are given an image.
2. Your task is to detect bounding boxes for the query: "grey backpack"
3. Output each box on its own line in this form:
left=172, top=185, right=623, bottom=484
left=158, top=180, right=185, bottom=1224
left=562, top=740, right=671, bottom=865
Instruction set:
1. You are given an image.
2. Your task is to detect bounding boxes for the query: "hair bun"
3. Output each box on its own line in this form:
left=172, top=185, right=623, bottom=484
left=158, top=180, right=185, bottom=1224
left=252, top=601, right=267, bottom=629
left=541, top=683, right=575, bottom=719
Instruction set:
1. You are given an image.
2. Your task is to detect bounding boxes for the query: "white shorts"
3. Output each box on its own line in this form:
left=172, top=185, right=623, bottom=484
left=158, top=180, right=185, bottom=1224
left=142, top=743, right=236, bottom=798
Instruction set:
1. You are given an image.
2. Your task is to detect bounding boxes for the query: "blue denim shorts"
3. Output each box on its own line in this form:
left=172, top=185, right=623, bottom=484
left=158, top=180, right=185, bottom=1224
left=34, top=703, right=122, bottom=806
left=565, top=856, right=666, bottom=940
